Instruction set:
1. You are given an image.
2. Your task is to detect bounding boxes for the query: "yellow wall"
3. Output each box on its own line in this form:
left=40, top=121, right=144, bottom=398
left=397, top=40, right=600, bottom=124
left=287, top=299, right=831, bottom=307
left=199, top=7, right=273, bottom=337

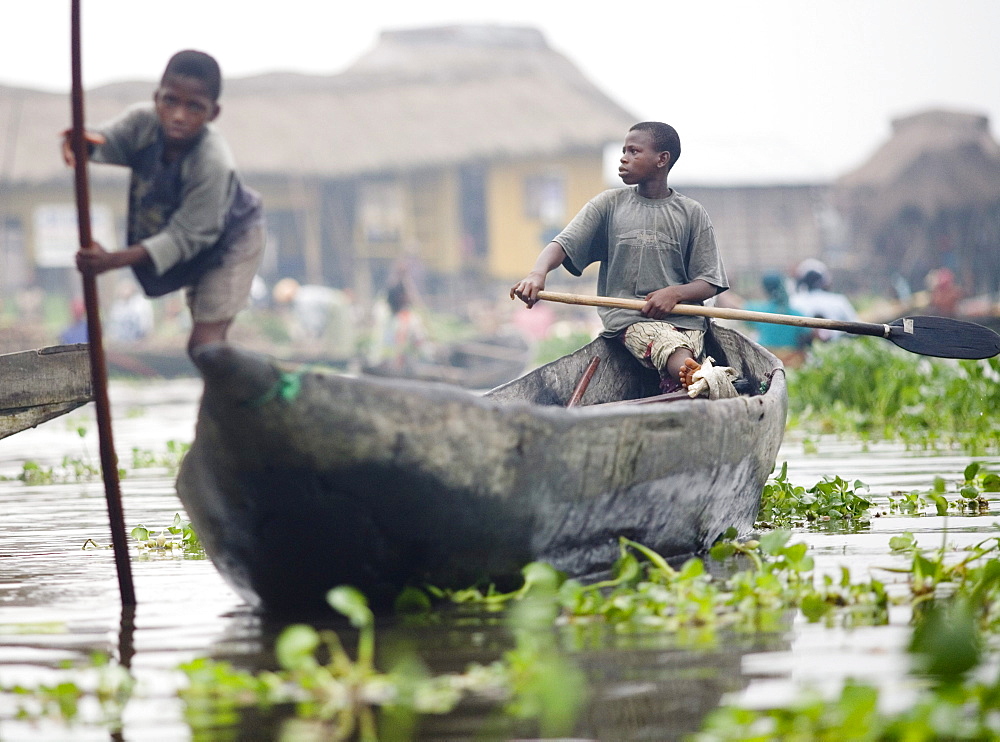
left=485, top=153, right=609, bottom=280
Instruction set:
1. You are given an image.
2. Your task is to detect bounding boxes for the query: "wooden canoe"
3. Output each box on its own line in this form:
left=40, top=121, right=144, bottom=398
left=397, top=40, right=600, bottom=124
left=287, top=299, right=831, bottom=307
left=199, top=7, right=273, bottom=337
left=177, top=324, right=787, bottom=614
left=0, top=344, right=93, bottom=440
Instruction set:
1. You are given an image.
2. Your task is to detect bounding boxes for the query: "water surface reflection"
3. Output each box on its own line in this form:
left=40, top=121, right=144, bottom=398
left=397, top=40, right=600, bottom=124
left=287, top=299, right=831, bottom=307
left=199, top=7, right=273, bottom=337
left=1, top=380, right=996, bottom=740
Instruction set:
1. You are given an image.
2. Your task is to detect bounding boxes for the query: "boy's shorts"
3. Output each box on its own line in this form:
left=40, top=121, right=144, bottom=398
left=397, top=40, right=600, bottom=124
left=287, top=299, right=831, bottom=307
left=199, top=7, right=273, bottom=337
left=622, top=321, right=705, bottom=374
left=186, top=223, right=266, bottom=324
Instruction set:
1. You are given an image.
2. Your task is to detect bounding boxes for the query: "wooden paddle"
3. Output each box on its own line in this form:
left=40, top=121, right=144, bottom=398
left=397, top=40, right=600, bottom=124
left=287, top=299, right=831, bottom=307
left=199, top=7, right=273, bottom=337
left=535, top=291, right=1000, bottom=360
left=71, top=0, right=136, bottom=606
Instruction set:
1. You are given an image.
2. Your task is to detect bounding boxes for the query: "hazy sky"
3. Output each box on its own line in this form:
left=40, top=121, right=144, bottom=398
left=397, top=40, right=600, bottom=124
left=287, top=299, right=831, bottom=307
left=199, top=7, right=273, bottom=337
left=3, top=0, right=998, bottom=183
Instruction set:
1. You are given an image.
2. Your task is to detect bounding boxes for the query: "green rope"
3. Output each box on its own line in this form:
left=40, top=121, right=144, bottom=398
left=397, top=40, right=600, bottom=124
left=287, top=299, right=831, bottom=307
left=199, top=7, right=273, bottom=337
left=244, top=367, right=312, bottom=408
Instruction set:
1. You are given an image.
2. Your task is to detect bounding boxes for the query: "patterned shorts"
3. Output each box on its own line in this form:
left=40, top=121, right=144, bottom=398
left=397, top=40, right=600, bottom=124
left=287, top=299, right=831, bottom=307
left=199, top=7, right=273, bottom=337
left=622, top=321, right=705, bottom=375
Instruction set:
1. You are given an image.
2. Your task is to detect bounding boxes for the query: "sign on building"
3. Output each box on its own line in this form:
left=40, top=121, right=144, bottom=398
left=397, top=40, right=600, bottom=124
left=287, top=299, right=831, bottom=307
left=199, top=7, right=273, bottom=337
left=33, top=204, right=116, bottom=268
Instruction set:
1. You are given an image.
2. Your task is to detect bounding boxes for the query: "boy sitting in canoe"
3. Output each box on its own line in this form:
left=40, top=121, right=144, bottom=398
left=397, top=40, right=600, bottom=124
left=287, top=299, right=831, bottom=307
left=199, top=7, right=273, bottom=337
left=510, top=121, right=728, bottom=393
left=63, top=50, right=264, bottom=356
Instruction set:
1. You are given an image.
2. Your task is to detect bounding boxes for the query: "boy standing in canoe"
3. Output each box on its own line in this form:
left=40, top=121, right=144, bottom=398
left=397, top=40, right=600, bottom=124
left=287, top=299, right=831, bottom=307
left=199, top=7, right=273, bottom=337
left=63, top=50, right=264, bottom=356
left=510, top=121, right=728, bottom=392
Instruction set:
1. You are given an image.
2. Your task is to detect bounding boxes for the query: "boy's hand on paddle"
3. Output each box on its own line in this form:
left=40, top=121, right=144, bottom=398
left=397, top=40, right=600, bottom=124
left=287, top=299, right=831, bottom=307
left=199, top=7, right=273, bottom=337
left=60, top=128, right=106, bottom=167
left=512, top=242, right=566, bottom=308
left=642, top=286, right=684, bottom=318
left=510, top=272, right=546, bottom=308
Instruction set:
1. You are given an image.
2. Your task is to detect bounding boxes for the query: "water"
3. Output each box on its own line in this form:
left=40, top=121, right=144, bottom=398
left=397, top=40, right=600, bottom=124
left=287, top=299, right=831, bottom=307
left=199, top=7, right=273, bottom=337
left=1, top=379, right=997, bottom=740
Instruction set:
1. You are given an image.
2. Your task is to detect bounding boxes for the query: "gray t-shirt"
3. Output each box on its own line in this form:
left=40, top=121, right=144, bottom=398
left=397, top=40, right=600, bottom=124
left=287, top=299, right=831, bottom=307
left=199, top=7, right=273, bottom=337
left=554, top=186, right=729, bottom=333
left=90, top=103, right=261, bottom=277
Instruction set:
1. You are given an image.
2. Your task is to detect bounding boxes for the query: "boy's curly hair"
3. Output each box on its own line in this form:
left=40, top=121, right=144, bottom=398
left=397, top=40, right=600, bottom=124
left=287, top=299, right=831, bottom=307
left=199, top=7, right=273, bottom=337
left=630, top=121, right=681, bottom=169
left=162, top=50, right=222, bottom=101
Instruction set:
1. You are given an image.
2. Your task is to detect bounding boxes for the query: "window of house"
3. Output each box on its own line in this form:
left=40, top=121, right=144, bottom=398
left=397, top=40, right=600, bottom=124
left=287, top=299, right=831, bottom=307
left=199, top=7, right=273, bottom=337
left=359, top=180, right=405, bottom=244
left=523, top=174, right=565, bottom=226
left=33, top=203, right=115, bottom=268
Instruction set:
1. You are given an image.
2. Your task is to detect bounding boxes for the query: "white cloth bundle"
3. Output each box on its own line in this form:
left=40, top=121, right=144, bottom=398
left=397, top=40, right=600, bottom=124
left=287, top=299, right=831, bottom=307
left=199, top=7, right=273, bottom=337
left=687, top=356, right=740, bottom=399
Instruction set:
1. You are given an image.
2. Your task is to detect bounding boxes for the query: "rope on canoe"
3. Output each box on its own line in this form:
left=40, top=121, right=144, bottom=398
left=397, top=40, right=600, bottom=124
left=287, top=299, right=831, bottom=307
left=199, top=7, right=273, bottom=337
left=243, top=367, right=313, bottom=408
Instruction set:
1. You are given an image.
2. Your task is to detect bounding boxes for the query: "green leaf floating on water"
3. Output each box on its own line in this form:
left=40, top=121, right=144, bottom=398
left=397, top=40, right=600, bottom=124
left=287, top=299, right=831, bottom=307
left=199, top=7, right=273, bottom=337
left=758, top=529, right=792, bottom=555
left=908, top=598, right=982, bottom=683
left=964, top=462, right=981, bottom=481
left=275, top=624, right=320, bottom=672
left=327, top=585, right=373, bottom=630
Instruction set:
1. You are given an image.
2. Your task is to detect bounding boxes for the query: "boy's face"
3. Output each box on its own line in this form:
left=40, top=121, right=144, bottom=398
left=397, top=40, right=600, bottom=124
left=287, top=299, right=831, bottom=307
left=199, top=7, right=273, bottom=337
left=618, top=129, right=669, bottom=185
left=153, top=74, right=219, bottom=147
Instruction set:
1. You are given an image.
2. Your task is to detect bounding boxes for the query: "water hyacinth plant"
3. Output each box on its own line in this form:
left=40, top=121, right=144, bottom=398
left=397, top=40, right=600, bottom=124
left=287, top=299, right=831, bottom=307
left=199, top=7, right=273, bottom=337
left=130, top=513, right=202, bottom=555
left=887, top=462, right=1000, bottom=516
left=10, top=518, right=1000, bottom=739
left=179, top=583, right=583, bottom=740
left=2, top=429, right=189, bottom=484
left=0, top=651, right=134, bottom=731
left=129, top=439, right=190, bottom=474
left=787, top=337, right=1000, bottom=453
left=693, top=532, right=1000, bottom=741
left=757, top=462, right=874, bottom=527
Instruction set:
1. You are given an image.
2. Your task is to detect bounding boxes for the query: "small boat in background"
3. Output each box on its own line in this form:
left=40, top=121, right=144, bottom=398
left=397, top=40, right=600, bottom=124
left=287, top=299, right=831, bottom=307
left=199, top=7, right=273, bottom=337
left=0, top=344, right=93, bottom=440
left=103, top=332, right=530, bottom=388
left=362, top=332, right=531, bottom=389
left=104, top=342, right=354, bottom=379
left=177, top=323, right=787, bottom=614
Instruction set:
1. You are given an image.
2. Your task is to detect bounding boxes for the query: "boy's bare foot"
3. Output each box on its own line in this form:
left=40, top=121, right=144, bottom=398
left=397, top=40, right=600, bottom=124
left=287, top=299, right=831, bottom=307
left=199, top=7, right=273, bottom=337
left=678, top=357, right=701, bottom=388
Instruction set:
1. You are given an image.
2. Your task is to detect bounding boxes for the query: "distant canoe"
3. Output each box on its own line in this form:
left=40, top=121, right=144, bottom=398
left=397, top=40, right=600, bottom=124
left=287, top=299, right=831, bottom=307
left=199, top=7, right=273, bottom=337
left=177, top=324, right=787, bottom=614
left=106, top=346, right=197, bottom=378
left=105, top=332, right=530, bottom=387
left=362, top=332, right=531, bottom=389
left=0, top=344, right=93, bottom=440
left=105, top=344, right=352, bottom=380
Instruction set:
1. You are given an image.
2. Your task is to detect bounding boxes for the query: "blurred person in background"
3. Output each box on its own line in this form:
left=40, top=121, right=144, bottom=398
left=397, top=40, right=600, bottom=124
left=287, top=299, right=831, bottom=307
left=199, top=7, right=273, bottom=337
left=745, top=270, right=814, bottom=365
left=790, top=259, right=857, bottom=341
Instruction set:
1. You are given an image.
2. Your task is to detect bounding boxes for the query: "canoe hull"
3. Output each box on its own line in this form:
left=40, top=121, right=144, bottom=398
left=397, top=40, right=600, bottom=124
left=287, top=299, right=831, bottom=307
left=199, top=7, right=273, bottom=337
left=0, top=344, right=93, bottom=440
left=178, top=327, right=786, bottom=613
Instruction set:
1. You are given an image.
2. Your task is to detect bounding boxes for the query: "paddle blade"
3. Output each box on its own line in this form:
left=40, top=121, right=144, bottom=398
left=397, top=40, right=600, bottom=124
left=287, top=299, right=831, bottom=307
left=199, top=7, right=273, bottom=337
left=888, top=316, right=1000, bottom=359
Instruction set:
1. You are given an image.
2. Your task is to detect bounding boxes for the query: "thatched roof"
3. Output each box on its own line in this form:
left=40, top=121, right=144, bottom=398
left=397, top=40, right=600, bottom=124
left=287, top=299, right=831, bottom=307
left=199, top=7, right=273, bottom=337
left=834, top=109, right=1000, bottom=227
left=0, top=25, right=636, bottom=185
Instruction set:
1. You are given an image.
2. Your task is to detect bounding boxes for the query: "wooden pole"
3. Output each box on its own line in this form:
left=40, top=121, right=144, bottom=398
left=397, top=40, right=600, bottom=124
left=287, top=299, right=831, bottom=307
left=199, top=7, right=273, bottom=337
left=566, top=356, right=600, bottom=408
left=70, top=0, right=135, bottom=607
